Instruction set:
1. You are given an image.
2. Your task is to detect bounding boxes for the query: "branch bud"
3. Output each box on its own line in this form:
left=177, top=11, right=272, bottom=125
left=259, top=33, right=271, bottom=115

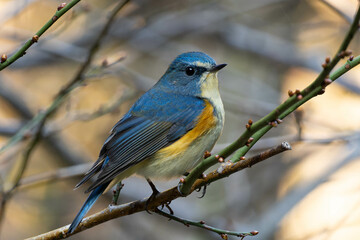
left=246, top=119, right=253, bottom=129
left=1, top=54, right=7, bottom=63
left=323, top=78, right=332, bottom=87
left=32, top=35, right=39, bottom=43
left=57, top=3, right=67, bottom=11
left=247, top=137, right=254, bottom=144
left=220, top=233, right=228, bottom=240
left=318, top=88, right=325, bottom=95
left=204, top=151, right=211, bottom=158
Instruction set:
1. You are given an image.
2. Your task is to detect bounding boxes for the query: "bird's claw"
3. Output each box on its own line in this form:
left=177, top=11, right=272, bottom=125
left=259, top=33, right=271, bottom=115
left=196, top=184, right=209, bottom=198
left=158, top=201, right=174, bottom=215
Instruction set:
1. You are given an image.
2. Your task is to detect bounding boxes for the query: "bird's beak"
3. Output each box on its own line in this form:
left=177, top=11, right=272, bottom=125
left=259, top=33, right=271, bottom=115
left=210, top=64, right=227, bottom=73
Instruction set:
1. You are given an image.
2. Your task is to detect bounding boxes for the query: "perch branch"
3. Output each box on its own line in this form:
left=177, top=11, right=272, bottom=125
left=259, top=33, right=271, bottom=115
left=26, top=142, right=291, bottom=240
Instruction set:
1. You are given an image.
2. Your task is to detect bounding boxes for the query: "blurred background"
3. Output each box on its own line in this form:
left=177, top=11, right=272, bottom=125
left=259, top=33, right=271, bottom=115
left=0, top=0, right=360, bottom=239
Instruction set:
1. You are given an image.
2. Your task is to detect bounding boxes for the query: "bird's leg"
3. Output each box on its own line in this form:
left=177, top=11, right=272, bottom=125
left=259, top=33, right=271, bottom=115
left=145, top=178, right=160, bottom=214
left=145, top=178, right=173, bottom=215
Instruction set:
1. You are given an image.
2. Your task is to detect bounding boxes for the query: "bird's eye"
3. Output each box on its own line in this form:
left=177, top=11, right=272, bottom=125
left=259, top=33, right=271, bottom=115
left=185, top=67, right=195, bottom=76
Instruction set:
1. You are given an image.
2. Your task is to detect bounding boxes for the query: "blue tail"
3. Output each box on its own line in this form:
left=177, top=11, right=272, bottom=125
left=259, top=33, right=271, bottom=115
left=68, top=183, right=109, bottom=234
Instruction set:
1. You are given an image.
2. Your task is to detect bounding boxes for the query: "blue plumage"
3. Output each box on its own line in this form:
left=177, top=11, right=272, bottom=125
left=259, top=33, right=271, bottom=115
left=68, top=52, right=226, bottom=234
left=68, top=184, right=108, bottom=233
left=68, top=156, right=110, bottom=233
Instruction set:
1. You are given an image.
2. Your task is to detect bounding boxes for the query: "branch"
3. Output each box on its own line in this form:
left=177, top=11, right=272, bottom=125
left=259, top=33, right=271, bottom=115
left=0, top=0, right=81, bottom=71
left=154, top=208, right=259, bottom=239
left=26, top=142, right=291, bottom=240
left=0, top=0, right=131, bottom=154
left=180, top=4, right=360, bottom=195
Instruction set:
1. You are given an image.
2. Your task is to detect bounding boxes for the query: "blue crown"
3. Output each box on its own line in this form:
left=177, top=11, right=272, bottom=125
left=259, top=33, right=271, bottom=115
left=171, top=52, right=216, bottom=67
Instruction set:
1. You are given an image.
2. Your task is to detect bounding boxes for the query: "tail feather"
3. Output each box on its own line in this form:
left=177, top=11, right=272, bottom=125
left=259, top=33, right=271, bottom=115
left=68, top=183, right=109, bottom=234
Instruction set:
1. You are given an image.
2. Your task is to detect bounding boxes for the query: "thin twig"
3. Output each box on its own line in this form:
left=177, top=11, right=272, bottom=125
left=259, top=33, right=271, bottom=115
left=0, top=0, right=81, bottom=71
left=154, top=208, right=258, bottom=239
left=0, top=0, right=131, bottom=154
left=111, top=182, right=124, bottom=205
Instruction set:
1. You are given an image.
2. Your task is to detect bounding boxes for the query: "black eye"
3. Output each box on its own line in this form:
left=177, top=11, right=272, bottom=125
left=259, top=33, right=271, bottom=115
left=185, top=66, right=195, bottom=76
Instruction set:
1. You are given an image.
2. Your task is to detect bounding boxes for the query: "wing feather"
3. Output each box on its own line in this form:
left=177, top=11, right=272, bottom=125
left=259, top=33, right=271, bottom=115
left=85, top=120, right=175, bottom=192
left=76, top=92, right=207, bottom=192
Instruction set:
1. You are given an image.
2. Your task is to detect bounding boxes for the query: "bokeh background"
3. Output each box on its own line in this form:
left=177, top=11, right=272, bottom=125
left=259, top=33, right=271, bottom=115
left=0, top=0, right=360, bottom=239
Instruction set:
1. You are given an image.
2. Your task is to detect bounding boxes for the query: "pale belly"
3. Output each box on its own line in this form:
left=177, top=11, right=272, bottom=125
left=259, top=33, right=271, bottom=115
left=136, top=122, right=223, bottom=179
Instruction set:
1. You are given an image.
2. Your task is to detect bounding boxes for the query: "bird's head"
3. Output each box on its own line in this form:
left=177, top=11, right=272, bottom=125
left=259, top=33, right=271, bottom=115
left=157, top=52, right=226, bottom=98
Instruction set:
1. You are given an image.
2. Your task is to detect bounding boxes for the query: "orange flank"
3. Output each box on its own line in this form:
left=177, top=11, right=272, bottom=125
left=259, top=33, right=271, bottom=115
left=158, top=100, right=217, bottom=156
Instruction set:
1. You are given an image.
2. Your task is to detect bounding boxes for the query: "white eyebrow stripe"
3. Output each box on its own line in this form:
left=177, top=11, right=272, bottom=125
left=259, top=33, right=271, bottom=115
left=190, top=61, right=213, bottom=69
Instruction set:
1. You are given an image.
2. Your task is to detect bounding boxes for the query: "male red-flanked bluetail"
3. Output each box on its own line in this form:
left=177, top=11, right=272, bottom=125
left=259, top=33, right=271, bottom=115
left=68, top=52, right=226, bottom=233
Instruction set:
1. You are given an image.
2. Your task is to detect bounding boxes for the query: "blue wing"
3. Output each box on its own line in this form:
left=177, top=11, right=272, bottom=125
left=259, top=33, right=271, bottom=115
left=76, top=89, right=206, bottom=193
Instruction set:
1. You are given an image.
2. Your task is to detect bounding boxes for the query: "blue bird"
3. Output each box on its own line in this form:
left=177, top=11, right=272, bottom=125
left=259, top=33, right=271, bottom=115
left=68, top=52, right=226, bottom=233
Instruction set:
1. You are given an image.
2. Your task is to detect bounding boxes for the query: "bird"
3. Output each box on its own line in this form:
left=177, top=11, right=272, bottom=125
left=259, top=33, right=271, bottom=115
left=68, top=51, right=226, bottom=233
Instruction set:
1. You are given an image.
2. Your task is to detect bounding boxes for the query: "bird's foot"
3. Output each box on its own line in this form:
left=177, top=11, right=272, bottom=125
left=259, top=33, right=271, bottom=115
left=160, top=200, right=174, bottom=215
left=196, top=183, right=209, bottom=198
